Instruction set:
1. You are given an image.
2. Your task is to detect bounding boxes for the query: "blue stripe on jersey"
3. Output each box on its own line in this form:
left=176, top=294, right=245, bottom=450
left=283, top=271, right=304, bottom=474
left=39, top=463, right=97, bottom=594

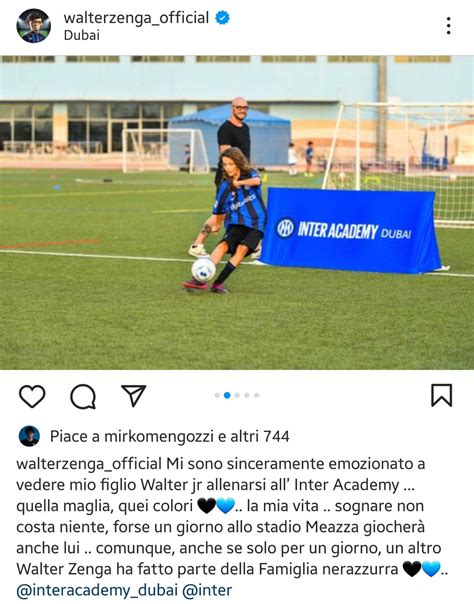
left=212, top=169, right=266, bottom=232
left=213, top=181, right=231, bottom=214
left=24, top=31, right=45, bottom=42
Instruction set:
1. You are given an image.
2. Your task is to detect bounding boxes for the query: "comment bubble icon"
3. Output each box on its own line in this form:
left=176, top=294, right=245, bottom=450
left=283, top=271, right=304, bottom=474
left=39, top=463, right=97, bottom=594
left=70, top=384, right=96, bottom=410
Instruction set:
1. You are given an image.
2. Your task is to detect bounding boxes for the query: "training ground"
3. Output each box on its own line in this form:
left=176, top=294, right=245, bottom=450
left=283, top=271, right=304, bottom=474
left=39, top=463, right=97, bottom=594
left=1, top=169, right=473, bottom=369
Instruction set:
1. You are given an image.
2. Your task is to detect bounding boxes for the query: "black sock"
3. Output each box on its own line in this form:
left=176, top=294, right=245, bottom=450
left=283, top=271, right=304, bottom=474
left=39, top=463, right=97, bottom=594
left=214, top=261, right=236, bottom=285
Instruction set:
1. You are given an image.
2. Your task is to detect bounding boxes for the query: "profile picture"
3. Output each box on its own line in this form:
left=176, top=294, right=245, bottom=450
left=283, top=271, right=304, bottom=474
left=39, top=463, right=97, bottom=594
left=17, top=9, right=51, bottom=43
left=19, top=425, right=40, bottom=447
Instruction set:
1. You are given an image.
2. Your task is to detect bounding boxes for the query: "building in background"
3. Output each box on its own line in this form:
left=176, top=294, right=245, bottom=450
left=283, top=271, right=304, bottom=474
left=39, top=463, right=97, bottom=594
left=0, top=55, right=472, bottom=159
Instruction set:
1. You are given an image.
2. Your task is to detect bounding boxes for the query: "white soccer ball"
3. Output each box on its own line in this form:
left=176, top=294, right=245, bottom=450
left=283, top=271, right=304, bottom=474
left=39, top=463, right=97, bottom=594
left=192, top=257, right=216, bottom=283
left=338, top=171, right=346, bottom=181
left=449, top=173, right=457, bottom=181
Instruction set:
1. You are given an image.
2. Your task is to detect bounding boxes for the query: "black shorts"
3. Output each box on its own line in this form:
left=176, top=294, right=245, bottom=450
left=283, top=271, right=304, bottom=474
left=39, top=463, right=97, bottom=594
left=220, top=225, right=263, bottom=256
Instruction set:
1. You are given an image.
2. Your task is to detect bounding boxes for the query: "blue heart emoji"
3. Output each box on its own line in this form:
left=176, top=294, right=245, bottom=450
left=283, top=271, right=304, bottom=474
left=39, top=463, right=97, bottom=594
left=216, top=498, right=235, bottom=513
left=422, top=561, right=441, bottom=577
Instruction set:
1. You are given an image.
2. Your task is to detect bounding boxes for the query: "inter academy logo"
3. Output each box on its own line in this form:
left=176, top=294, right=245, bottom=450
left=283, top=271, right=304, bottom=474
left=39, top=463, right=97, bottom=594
left=276, top=218, right=295, bottom=238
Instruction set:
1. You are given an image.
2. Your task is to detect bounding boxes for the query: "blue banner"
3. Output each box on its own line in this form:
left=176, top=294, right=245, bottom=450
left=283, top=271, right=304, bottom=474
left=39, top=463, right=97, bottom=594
left=261, top=189, right=442, bottom=274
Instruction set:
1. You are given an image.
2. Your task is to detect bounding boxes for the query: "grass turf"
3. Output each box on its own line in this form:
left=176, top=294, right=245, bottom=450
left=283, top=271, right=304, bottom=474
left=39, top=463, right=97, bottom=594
left=1, top=169, right=473, bottom=369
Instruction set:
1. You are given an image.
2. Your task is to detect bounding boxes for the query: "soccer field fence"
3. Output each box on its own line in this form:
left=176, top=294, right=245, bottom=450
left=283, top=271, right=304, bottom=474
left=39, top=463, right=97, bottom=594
left=122, top=128, right=210, bottom=174
left=323, top=102, right=474, bottom=228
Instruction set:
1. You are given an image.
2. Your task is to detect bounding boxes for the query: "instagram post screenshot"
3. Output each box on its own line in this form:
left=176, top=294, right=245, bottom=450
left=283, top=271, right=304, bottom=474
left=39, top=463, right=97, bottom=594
left=1, top=1, right=473, bottom=602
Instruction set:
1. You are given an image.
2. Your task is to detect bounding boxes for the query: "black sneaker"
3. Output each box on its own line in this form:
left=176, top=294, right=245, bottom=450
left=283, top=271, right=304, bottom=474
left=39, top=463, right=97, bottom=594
left=210, top=283, right=229, bottom=294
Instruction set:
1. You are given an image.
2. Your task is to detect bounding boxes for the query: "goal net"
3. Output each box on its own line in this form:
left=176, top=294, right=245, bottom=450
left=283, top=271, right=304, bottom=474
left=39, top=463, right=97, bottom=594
left=322, top=103, right=474, bottom=227
left=122, top=128, right=210, bottom=173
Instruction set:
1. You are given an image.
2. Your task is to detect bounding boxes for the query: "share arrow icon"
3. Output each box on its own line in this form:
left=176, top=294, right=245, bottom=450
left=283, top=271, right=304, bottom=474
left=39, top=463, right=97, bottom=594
left=121, top=385, right=146, bottom=408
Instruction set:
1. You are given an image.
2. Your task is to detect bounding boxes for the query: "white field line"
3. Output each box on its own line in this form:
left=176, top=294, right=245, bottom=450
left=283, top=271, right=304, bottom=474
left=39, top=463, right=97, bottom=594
left=151, top=209, right=209, bottom=213
left=0, top=249, right=474, bottom=277
left=424, top=271, right=474, bottom=278
left=74, top=178, right=211, bottom=186
left=0, top=187, right=214, bottom=199
left=0, top=176, right=210, bottom=187
left=0, top=250, right=193, bottom=263
left=1, top=206, right=209, bottom=214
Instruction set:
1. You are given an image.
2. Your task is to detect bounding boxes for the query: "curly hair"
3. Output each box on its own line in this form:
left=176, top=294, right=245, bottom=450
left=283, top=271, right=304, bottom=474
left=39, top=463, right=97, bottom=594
left=220, top=147, right=254, bottom=183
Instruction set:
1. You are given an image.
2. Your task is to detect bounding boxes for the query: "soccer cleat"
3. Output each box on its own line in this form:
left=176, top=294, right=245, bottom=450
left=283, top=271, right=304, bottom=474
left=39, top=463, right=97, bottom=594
left=183, top=278, right=208, bottom=290
left=250, top=241, right=262, bottom=261
left=210, top=283, right=229, bottom=294
left=248, top=259, right=265, bottom=266
left=188, top=243, right=208, bottom=258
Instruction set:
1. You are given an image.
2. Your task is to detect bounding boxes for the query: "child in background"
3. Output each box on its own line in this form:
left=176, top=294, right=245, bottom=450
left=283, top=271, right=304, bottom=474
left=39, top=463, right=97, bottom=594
left=184, top=144, right=191, bottom=171
left=305, top=141, right=314, bottom=177
left=288, top=143, right=297, bottom=176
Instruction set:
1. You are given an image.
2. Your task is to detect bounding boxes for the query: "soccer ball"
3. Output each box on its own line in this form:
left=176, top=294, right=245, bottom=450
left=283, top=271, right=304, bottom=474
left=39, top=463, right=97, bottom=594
left=192, top=257, right=216, bottom=283
left=449, top=173, right=457, bottom=181
left=338, top=172, right=346, bottom=181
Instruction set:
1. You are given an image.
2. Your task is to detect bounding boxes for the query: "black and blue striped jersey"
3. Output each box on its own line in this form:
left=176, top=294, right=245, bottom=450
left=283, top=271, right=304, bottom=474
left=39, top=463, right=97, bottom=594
left=212, top=170, right=267, bottom=233
left=23, top=31, right=46, bottom=43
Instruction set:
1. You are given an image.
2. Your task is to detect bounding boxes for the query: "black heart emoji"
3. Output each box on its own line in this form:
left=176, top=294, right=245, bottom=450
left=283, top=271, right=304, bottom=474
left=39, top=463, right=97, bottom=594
left=197, top=498, right=216, bottom=514
left=403, top=561, right=421, bottom=577
left=19, top=385, right=46, bottom=408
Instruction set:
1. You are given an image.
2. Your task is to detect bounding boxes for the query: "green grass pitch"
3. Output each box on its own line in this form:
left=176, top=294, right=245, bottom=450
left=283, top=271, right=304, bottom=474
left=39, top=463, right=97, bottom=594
left=1, top=169, right=473, bottom=369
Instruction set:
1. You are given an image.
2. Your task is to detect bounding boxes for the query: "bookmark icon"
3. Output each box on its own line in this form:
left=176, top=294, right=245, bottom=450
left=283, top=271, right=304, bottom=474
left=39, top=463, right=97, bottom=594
left=431, top=384, right=453, bottom=407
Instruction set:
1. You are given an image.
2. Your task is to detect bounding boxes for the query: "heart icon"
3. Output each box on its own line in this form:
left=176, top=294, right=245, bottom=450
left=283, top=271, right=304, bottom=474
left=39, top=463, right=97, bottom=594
left=19, top=385, right=46, bottom=408
left=422, top=561, right=441, bottom=577
left=216, top=498, right=235, bottom=514
left=403, top=561, right=421, bottom=577
left=197, top=498, right=216, bottom=514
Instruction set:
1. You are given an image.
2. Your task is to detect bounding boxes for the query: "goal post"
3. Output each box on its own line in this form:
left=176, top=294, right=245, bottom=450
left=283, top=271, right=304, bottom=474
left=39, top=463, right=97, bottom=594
left=122, top=128, right=210, bottom=174
left=323, top=102, right=474, bottom=228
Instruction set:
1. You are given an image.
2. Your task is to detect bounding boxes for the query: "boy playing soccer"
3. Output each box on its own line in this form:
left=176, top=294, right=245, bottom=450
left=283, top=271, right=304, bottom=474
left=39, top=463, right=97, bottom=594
left=183, top=147, right=266, bottom=294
